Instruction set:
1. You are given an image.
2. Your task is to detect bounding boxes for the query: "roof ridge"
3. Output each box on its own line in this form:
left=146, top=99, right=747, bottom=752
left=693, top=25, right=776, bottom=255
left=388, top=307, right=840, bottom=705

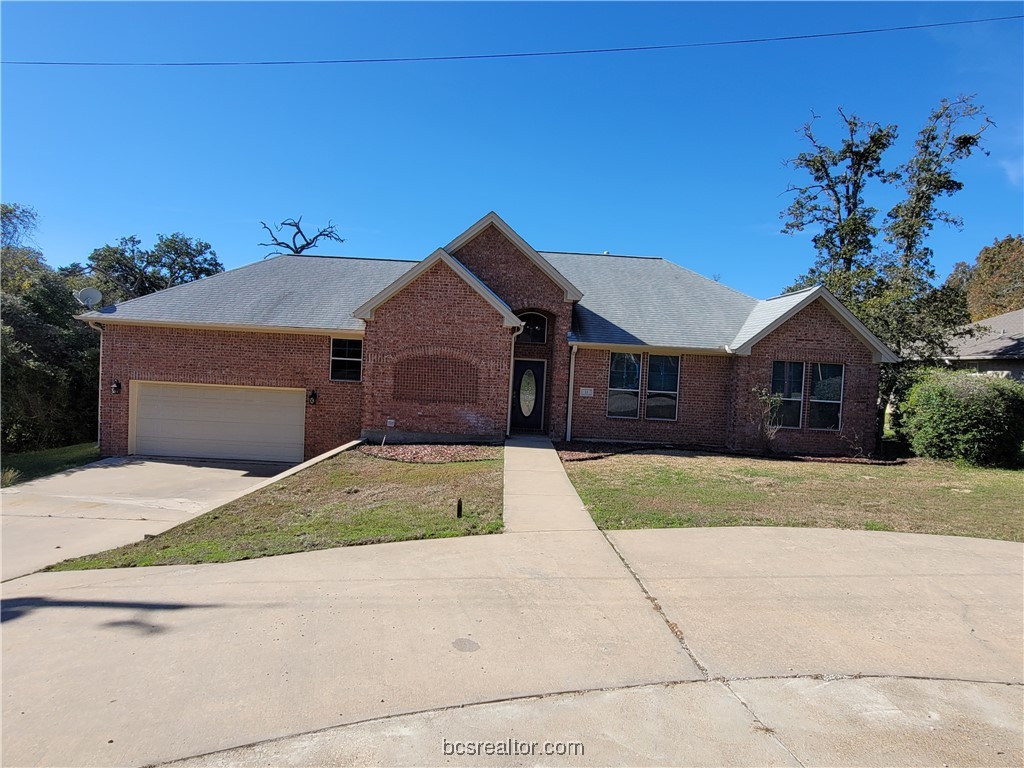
left=539, top=250, right=662, bottom=260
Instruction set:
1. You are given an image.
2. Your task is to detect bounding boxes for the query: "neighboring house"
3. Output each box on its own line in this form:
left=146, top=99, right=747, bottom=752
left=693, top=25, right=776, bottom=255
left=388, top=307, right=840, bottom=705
left=943, top=308, right=1024, bottom=382
left=77, top=212, right=898, bottom=463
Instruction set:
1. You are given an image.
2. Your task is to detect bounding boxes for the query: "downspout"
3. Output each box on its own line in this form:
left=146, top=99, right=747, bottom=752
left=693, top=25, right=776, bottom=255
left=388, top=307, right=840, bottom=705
left=87, top=321, right=103, bottom=450
left=565, top=344, right=579, bottom=442
left=505, top=323, right=525, bottom=436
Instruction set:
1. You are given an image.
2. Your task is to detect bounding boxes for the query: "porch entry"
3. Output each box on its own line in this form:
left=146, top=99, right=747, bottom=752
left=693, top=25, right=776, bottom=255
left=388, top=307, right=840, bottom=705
left=510, top=359, right=546, bottom=431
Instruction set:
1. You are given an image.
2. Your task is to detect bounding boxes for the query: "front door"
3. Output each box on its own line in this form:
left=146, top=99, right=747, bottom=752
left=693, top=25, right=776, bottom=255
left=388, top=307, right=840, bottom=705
left=510, top=359, right=545, bottom=431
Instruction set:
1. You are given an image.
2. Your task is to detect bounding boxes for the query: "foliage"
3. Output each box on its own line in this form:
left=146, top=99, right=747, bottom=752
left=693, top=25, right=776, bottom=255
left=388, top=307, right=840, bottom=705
left=782, top=95, right=989, bottom=412
left=947, top=235, right=1024, bottom=321
left=259, top=217, right=345, bottom=256
left=782, top=108, right=898, bottom=304
left=1, top=467, right=23, bottom=487
left=1, top=442, right=100, bottom=486
left=1, top=203, right=221, bottom=452
left=1, top=275, right=100, bottom=451
left=749, top=386, right=784, bottom=453
left=80, top=232, right=223, bottom=303
left=903, top=369, right=1024, bottom=467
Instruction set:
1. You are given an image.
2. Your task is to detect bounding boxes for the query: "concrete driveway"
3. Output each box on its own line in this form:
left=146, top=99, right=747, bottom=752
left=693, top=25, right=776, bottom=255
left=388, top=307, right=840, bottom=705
left=1, top=457, right=290, bottom=580
left=2, top=527, right=1021, bottom=767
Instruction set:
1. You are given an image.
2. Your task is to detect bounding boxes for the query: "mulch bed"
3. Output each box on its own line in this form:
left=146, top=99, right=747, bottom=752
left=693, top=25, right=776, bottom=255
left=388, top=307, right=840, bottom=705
left=553, top=441, right=905, bottom=466
left=358, top=443, right=502, bottom=464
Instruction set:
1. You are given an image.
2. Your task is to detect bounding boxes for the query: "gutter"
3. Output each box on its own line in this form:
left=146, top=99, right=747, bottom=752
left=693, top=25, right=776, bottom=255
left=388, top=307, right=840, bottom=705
left=565, top=344, right=579, bottom=442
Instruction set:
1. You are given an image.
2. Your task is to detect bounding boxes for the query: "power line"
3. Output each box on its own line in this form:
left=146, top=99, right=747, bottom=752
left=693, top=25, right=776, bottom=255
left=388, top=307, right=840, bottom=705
left=3, top=14, right=1021, bottom=67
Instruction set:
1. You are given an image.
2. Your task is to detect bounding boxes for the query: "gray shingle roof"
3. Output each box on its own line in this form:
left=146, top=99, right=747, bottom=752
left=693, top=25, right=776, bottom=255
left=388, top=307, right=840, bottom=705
left=948, top=308, right=1024, bottom=360
left=540, top=252, right=759, bottom=349
left=77, top=254, right=416, bottom=332
left=77, top=246, right=893, bottom=360
left=729, top=287, right=818, bottom=350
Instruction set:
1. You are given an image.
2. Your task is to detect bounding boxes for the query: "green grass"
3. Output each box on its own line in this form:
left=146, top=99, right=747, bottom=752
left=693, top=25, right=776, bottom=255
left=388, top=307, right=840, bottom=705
left=1, top=442, right=100, bottom=486
left=563, top=450, right=1023, bottom=542
left=48, top=449, right=504, bottom=570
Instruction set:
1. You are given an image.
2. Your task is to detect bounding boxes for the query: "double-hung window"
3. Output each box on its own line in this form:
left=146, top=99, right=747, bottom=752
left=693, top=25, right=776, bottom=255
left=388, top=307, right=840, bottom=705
left=771, top=361, right=804, bottom=428
left=808, top=363, right=844, bottom=430
left=645, top=355, right=679, bottom=420
left=607, top=353, right=641, bottom=418
left=330, top=339, right=362, bottom=381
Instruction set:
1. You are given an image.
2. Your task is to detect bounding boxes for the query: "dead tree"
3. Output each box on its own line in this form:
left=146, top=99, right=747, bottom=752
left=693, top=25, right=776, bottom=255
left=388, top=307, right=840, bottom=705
left=259, top=217, right=345, bottom=256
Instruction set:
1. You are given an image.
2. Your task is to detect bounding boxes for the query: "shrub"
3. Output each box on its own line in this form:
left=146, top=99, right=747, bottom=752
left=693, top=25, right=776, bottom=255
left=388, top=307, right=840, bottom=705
left=903, top=369, right=1024, bottom=466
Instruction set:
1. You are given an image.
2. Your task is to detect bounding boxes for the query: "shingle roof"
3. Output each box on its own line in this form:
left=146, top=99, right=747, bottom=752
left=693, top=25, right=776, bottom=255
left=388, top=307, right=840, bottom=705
left=76, top=243, right=896, bottom=361
left=729, top=287, right=818, bottom=350
left=540, top=252, right=759, bottom=349
left=77, top=254, right=416, bottom=332
left=948, top=308, right=1024, bottom=360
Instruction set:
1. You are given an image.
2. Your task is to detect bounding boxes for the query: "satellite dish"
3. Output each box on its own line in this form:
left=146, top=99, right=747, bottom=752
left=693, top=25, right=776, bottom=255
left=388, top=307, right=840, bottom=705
left=74, top=287, right=103, bottom=308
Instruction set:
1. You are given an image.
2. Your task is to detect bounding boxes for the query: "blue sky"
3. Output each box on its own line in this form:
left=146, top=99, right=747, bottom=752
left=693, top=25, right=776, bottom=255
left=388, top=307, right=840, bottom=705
left=2, top=1, right=1022, bottom=298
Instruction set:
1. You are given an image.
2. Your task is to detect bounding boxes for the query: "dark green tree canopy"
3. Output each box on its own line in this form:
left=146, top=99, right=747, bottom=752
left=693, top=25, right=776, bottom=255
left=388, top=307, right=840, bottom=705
left=84, top=232, right=224, bottom=303
left=781, top=95, right=989, bottom=412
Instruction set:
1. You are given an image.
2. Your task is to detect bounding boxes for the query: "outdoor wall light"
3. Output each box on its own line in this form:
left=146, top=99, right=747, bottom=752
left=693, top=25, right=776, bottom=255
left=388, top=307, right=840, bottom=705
left=111, top=379, right=122, bottom=395
left=308, top=390, right=318, bottom=406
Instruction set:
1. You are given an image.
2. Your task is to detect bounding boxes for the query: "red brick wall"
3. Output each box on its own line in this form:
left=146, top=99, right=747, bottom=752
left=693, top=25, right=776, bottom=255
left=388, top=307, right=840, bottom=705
left=568, top=300, right=882, bottom=456
left=570, top=349, right=735, bottom=448
left=731, top=299, right=881, bottom=455
left=98, top=325, right=362, bottom=459
left=360, top=260, right=515, bottom=442
left=452, top=224, right=574, bottom=438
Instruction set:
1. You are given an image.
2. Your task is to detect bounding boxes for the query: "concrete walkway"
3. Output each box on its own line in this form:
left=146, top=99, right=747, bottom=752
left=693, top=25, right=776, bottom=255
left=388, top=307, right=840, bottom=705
left=1, top=438, right=1021, bottom=767
left=503, top=435, right=596, bottom=533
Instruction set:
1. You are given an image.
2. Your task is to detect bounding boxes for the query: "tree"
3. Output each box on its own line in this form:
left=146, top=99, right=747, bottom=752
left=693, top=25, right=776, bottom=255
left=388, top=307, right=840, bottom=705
left=781, top=95, right=989, bottom=422
left=782, top=108, right=898, bottom=304
left=85, top=233, right=223, bottom=302
left=259, top=217, right=344, bottom=256
left=947, top=235, right=1024, bottom=320
left=1, top=203, right=47, bottom=294
left=1, top=207, right=101, bottom=452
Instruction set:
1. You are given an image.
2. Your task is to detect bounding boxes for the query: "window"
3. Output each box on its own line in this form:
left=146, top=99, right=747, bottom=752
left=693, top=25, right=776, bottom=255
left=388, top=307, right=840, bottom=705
left=808, top=363, right=844, bottom=430
left=607, top=352, right=641, bottom=418
left=330, top=339, right=362, bottom=381
left=646, top=355, right=679, bottom=420
left=518, top=312, right=547, bottom=344
left=771, top=361, right=804, bottom=428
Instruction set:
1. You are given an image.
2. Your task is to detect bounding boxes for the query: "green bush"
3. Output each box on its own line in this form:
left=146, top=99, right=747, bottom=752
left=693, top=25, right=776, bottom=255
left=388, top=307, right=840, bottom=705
left=903, top=369, right=1024, bottom=467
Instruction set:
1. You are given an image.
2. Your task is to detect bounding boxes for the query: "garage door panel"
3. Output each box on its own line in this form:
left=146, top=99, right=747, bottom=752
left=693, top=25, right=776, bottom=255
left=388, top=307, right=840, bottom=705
left=133, top=384, right=305, bottom=462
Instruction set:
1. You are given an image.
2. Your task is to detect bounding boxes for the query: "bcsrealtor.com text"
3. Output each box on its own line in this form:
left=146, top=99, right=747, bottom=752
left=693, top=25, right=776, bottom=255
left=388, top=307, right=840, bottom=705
left=442, top=738, right=584, bottom=757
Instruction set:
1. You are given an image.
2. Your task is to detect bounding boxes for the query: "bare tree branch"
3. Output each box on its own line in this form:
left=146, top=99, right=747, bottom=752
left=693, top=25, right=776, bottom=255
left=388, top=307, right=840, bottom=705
left=259, top=217, right=345, bottom=257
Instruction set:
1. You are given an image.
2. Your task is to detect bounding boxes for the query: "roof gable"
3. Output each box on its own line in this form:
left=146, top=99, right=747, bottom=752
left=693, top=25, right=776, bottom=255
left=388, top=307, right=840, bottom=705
left=730, top=287, right=900, bottom=363
left=352, top=248, right=523, bottom=328
left=446, top=212, right=583, bottom=302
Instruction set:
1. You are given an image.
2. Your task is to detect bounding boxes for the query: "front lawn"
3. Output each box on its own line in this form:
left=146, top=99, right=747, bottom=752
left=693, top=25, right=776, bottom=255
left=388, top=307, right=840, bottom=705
left=49, top=447, right=503, bottom=570
left=2, top=442, right=100, bottom=486
left=562, top=449, right=1023, bottom=542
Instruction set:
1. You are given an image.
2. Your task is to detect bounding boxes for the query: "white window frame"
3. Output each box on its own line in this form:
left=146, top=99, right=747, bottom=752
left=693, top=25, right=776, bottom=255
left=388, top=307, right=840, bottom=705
left=808, top=362, right=844, bottom=432
left=645, top=354, right=680, bottom=421
left=330, top=338, right=363, bottom=382
left=518, top=312, right=548, bottom=344
left=771, top=361, right=805, bottom=429
left=607, top=352, right=641, bottom=419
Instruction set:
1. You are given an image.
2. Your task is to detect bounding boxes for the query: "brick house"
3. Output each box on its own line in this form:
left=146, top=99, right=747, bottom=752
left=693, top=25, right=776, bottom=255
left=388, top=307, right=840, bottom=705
left=78, top=212, right=899, bottom=463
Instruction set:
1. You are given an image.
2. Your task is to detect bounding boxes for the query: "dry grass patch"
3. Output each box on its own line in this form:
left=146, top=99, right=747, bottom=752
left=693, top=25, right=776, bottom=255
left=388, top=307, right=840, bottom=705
left=563, top=450, right=1022, bottom=542
left=50, top=449, right=503, bottom=570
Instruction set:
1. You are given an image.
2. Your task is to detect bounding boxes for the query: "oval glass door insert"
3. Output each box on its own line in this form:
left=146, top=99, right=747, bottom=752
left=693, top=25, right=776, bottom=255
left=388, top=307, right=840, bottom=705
left=520, top=369, right=537, bottom=417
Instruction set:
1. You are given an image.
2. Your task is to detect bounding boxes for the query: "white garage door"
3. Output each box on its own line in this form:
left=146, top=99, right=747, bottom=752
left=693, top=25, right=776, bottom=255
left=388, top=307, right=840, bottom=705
left=133, top=383, right=305, bottom=462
